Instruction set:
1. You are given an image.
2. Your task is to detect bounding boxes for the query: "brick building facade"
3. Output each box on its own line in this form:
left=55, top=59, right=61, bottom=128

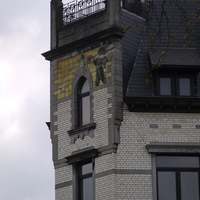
left=43, top=0, right=200, bottom=199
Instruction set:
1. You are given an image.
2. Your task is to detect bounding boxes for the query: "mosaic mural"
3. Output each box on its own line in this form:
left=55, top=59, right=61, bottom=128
left=54, top=44, right=113, bottom=99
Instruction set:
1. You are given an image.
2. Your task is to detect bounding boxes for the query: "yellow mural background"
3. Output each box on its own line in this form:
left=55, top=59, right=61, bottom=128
left=54, top=46, right=112, bottom=99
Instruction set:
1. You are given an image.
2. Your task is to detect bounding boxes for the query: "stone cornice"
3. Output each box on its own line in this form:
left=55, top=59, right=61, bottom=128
left=42, top=26, right=124, bottom=61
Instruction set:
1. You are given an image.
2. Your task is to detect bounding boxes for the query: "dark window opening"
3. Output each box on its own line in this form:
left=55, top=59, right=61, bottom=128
left=76, top=161, right=94, bottom=200
left=158, top=75, right=173, bottom=96
left=177, top=75, right=193, bottom=97
left=121, top=0, right=152, bottom=19
left=77, top=78, right=90, bottom=127
left=156, top=156, right=200, bottom=200
left=155, top=72, right=195, bottom=97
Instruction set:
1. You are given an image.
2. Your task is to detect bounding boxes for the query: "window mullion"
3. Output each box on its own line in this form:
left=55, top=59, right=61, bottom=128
left=176, top=171, right=181, bottom=200
left=198, top=171, right=200, bottom=200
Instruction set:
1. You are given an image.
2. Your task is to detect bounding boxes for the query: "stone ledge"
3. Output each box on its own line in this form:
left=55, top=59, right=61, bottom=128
left=66, top=147, right=98, bottom=165
left=146, top=142, right=200, bottom=154
left=68, top=123, right=96, bottom=144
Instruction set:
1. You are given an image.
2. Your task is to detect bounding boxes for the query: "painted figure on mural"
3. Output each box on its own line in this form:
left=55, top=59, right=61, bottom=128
left=93, top=46, right=107, bottom=86
left=86, top=46, right=107, bottom=86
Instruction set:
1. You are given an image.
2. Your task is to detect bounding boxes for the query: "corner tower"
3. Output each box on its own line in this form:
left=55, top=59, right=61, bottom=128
left=43, top=0, right=125, bottom=199
left=43, top=0, right=200, bottom=200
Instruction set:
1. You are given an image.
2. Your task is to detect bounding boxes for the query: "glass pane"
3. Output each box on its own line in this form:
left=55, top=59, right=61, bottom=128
left=81, top=80, right=89, bottom=93
left=83, top=177, right=93, bottom=200
left=160, top=78, right=171, bottom=95
left=82, top=96, right=90, bottom=125
left=157, top=156, right=199, bottom=168
left=179, top=78, right=190, bottom=96
left=82, top=163, right=92, bottom=175
left=158, top=171, right=176, bottom=200
left=181, top=172, right=199, bottom=200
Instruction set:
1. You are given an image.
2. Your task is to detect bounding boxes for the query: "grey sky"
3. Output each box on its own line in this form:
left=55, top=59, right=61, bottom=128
left=0, top=0, right=55, bottom=199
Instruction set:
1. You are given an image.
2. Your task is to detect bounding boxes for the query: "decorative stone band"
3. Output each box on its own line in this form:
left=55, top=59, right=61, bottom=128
left=66, top=146, right=98, bottom=165
left=55, top=168, right=152, bottom=189
left=146, top=142, right=200, bottom=154
left=54, top=144, right=118, bottom=168
left=68, top=123, right=96, bottom=144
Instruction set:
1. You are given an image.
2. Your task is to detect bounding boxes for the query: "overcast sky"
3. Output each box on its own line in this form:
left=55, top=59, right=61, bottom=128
left=0, top=0, right=58, bottom=199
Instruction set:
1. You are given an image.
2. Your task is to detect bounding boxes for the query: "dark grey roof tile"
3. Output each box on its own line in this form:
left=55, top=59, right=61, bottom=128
left=149, top=48, right=200, bottom=66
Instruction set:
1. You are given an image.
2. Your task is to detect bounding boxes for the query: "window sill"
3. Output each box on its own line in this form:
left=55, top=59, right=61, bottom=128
left=68, top=123, right=96, bottom=144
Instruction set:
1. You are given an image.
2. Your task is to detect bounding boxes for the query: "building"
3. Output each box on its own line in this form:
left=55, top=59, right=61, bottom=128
left=42, top=0, right=200, bottom=199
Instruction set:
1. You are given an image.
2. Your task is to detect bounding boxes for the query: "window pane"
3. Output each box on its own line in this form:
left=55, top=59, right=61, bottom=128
left=82, top=96, right=90, bottom=125
left=160, top=78, right=171, bottom=95
left=181, top=172, right=199, bottom=200
left=179, top=78, right=190, bottom=96
left=157, top=156, right=199, bottom=168
left=158, top=171, right=176, bottom=200
left=82, top=163, right=92, bottom=175
left=83, top=177, right=93, bottom=200
left=81, top=80, right=89, bottom=93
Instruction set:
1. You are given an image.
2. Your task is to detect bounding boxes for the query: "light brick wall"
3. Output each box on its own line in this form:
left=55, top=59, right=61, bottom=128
left=55, top=186, right=72, bottom=200
left=55, top=154, right=117, bottom=200
left=55, top=166, right=72, bottom=185
left=117, top=105, right=200, bottom=170
left=54, top=100, right=200, bottom=200
left=93, top=87, right=111, bottom=147
left=116, top=174, right=152, bottom=200
left=54, top=87, right=111, bottom=159
left=95, top=153, right=116, bottom=174
left=113, top=104, right=200, bottom=200
left=96, top=174, right=116, bottom=200
left=53, top=100, right=72, bottom=160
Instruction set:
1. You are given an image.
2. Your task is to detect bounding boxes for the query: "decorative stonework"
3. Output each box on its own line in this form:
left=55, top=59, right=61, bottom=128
left=68, top=123, right=96, bottom=144
left=53, top=43, right=113, bottom=99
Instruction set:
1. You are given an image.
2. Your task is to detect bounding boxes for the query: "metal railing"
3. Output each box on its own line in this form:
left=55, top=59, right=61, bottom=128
left=121, top=0, right=152, bottom=19
left=61, top=0, right=106, bottom=25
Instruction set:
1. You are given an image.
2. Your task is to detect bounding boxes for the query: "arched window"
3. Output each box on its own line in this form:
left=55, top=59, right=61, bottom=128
left=77, top=78, right=90, bottom=126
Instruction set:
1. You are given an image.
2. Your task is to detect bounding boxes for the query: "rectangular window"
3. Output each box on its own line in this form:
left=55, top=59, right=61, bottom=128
left=156, top=156, right=200, bottom=200
left=177, top=75, right=194, bottom=97
left=157, top=74, right=173, bottom=96
left=75, top=161, right=94, bottom=200
left=157, top=171, right=176, bottom=200
left=159, top=77, right=172, bottom=96
left=156, top=73, right=195, bottom=97
left=179, top=78, right=191, bottom=96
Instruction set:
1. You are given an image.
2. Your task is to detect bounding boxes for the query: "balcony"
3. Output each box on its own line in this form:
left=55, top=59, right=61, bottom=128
left=61, top=0, right=106, bottom=26
left=121, top=0, right=152, bottom=19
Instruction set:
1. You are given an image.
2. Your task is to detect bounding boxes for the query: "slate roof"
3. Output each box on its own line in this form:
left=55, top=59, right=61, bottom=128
left=149, top=48, right=200, bottom=67
left=126, top=39, right=153, bottom=97
left=126, top=46, right=200, bottom=97
left=125, top=0, right=200, bottom=99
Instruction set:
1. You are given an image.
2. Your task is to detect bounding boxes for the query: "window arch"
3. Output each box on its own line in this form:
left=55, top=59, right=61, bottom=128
left=77, top=77, right=90, bottom=126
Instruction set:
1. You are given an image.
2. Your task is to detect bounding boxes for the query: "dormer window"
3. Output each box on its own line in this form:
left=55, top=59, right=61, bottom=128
left=158, top=74, right=173, bottom=96
left=178, top=77, right=193, bottom=96
left=148, top=48, right=200, bottom=99
left=156, top=72, right=195, bottom=97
